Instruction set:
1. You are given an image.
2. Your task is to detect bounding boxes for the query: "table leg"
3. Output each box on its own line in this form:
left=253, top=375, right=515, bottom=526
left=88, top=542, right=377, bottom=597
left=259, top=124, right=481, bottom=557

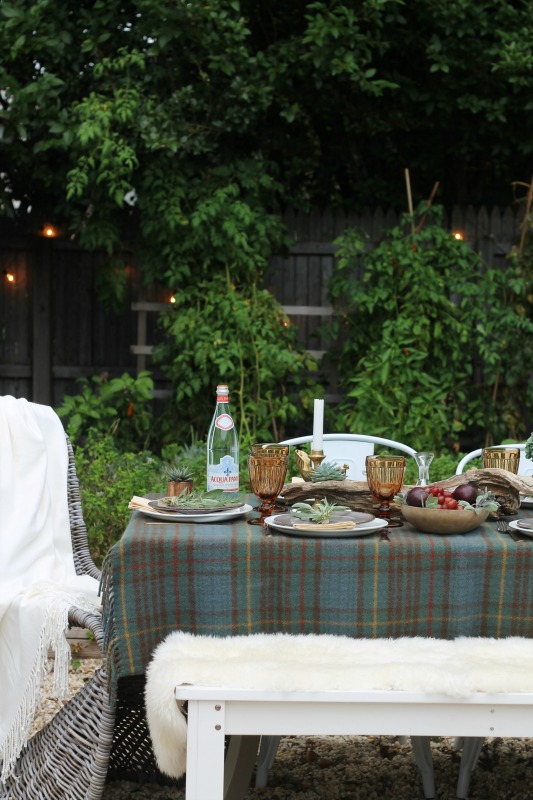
left=224, top=735, right=261, bottom=800
left=410, top=736, right=436, bottom=799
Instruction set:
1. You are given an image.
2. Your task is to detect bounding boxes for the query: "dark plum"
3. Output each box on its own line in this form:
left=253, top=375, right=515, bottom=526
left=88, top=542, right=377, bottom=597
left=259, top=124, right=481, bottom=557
left=406, top=487, right=430, bottom=507
left=452, top=484, right=478, bottom=505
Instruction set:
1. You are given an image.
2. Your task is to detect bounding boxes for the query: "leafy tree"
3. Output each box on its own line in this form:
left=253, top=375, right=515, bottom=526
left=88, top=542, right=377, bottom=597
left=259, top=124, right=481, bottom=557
left=2, top=0, right=533, bottom=242
left=3, top=0, right=533, bottom=448
left=152, top=271, right=318, bottom=444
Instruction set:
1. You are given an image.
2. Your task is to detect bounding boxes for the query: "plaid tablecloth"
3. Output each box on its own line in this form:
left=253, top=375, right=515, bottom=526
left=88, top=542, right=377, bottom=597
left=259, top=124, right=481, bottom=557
left=101, top=503, right=533, bottom=693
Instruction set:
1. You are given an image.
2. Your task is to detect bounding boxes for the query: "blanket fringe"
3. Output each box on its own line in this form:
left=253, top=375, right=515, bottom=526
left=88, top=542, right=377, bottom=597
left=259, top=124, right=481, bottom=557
left=0, top=588, right=98, bottom=784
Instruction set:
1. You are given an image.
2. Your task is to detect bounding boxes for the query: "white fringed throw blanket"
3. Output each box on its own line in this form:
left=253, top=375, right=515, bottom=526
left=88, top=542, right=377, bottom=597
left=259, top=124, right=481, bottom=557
left=145, top=630, right=533, bottom=780
left=0, top=396, right=100, bottom=783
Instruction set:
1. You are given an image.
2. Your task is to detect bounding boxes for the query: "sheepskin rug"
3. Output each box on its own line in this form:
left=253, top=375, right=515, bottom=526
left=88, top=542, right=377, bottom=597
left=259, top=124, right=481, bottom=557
left=144, top=632, right=533, bottom=780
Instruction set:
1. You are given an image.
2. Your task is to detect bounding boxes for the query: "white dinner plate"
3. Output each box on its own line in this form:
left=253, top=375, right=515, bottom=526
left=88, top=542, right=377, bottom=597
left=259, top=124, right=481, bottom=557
left=509, top=520, right=533, bottom=538
left=520, top=496, right=533, bottom=508
left=139, top=503, right=252, bottom=523
left=265, top=514, right=388, bottom=538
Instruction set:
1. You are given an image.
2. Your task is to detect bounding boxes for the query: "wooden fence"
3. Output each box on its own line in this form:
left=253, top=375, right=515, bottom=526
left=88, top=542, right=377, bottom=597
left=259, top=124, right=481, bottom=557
left=0, top=205, right=525, bottom=406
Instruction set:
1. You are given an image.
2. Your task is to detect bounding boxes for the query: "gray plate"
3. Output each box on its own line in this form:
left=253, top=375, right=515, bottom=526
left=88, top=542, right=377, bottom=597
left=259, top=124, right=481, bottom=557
left=149, top=499, right=245, bottom=515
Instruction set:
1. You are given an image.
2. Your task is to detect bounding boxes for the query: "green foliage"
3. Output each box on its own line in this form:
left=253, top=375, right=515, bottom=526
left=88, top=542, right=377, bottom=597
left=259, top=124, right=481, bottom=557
left=329, top=208, right=533, bottom=451
left=403, top=451, right=462, bottom=485
left=56, top=371, right=156, bottom=451
left=3, top=0, right=533, bottom=248
left=153, top=272, right=319, bottom=446
left=74, top=431, right=165, bottom=566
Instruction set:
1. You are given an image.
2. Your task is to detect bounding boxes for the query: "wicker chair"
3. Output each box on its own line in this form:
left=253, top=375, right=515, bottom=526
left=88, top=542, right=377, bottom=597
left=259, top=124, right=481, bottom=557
left=0, top=436, right=175, bottom=800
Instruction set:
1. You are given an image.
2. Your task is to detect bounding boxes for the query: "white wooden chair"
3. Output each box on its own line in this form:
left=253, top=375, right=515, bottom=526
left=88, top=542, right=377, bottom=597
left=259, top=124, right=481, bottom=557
left=455, top=443, right=532, bottom=476
left=280, top=433, right=417, bottom=480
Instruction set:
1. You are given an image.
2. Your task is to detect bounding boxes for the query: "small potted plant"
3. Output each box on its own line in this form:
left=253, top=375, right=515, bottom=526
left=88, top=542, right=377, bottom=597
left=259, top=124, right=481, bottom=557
left=163, top=464, right=194, bottom=497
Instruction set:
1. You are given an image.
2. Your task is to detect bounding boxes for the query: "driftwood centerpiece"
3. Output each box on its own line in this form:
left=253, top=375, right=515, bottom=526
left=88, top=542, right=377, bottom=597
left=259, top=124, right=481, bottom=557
left=282, top=480, right=392, bottom=517
left=282, top=469, right=533, bottom=519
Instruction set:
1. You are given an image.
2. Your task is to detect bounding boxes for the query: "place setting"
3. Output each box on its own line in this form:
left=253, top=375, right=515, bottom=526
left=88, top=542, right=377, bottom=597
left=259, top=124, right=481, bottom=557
left=128, top=492, right=252, bottom=523
left=247, top=432, right=394, bottom=539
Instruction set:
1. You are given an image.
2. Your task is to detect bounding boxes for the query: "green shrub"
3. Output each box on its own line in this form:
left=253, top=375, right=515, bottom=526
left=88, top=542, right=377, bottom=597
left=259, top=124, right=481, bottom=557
left=56, top=371, right=156, bottom=452
left=75, top=431, right=165, bottom=566
left=153, top=273, right=320, bottom=446
left=329, top=208, right=533, bottom=451
left=404, top=451, right=462, bottom=484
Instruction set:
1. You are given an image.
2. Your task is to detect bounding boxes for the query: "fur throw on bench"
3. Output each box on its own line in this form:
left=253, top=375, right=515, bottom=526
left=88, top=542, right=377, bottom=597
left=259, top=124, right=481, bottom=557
left=145, top=630, right=533, bottom=780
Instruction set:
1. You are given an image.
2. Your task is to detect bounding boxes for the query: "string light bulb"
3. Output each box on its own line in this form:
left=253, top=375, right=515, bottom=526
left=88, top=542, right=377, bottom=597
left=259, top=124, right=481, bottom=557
left=453, top=231, right=464, bottom=241
left=43, top=225, right=57, bottom=238
left=169, top=294, right=176, bottom=304
left=3, top=271, right=15, bottom=284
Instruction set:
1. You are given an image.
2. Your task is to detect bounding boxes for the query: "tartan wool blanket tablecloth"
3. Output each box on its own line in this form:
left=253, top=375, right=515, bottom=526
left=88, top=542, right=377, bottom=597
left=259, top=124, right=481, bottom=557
left=100, top=506, right=533, bottom=694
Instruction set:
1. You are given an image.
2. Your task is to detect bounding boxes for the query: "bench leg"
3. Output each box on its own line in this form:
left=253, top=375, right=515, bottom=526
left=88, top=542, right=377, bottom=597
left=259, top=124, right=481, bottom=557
left=410, top=736, right=436, bottom=799
left=185, top=700, right=226, bottom=800
left=255, top=735, right=282, bottom=787
left=456, top=737, right=484, bottom=800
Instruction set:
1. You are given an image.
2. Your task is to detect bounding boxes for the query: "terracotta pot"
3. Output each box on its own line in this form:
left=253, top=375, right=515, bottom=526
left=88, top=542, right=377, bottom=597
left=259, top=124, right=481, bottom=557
left=167, top=480, right=194, bottom=497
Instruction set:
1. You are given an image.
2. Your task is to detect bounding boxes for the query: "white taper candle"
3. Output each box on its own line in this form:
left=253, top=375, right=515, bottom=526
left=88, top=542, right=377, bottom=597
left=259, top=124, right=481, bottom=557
left=312, top=398, right=324, bottom=451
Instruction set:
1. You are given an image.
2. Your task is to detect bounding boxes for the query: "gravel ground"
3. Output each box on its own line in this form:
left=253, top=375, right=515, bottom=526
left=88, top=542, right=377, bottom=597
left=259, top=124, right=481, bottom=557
left=34, top=660, right=533, bottom=800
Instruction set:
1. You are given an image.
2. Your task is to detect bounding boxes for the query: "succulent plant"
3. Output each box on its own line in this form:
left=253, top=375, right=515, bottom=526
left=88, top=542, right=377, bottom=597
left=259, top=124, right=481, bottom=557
left=163, top=463, right=194, bottom=482
left=310, top=461, right=347, bottom=483
left=525, top=432, right=533, bottom=461
left=291, top=498, right=350, bottom=524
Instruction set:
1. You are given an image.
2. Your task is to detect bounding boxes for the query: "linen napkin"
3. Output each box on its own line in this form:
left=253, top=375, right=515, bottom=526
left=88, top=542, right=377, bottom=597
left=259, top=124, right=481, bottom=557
left=292, top=521, right=356, bottom=531
left=128, top=495, right=153, bottom=512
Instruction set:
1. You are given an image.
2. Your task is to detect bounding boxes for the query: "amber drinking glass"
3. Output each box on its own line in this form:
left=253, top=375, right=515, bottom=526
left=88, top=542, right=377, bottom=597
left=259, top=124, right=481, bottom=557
left=482, top=447, right=520, bottom=474
left=365, top=455, right=406, bottom=528
left=247, top=444, right=290, bottom=526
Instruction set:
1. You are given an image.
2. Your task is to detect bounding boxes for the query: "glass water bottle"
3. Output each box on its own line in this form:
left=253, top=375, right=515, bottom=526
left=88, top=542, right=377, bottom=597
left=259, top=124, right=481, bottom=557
left=206, top=384, right=239, bottom=492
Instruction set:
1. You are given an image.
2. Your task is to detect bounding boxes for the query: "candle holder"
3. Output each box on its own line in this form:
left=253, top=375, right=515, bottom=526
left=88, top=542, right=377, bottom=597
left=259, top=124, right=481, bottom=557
left=295, top=449, right=326, bottom=481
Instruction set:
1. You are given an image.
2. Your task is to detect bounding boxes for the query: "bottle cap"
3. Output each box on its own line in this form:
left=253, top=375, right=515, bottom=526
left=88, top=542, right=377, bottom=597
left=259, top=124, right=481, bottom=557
left=216, top=384, right=229, bottom=394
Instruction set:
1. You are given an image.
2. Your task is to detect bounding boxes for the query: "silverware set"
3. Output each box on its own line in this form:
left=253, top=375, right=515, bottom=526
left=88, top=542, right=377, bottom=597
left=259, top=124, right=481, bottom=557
left=496, top=520, right=522, bottom=542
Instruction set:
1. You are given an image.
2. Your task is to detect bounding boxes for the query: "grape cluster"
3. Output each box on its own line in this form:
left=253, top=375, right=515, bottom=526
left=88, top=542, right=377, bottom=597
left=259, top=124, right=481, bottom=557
left=427, top=485, right=461, bottom=510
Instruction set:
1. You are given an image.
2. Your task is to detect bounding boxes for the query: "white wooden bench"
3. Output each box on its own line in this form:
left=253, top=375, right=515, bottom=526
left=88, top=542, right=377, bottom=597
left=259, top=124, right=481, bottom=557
left=175, top=686, right=533, bottom=800
left=145, top=632, right=533, bottom=800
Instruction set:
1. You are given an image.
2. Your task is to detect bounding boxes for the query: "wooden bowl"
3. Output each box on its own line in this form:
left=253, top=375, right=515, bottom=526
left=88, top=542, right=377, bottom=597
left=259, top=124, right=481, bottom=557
left=400, top=505, right=489, bottom=534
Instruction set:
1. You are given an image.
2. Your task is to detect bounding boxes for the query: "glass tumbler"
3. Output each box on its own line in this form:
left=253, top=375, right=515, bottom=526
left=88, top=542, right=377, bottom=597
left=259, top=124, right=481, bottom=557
left=482, top=447, right=520, bottom=474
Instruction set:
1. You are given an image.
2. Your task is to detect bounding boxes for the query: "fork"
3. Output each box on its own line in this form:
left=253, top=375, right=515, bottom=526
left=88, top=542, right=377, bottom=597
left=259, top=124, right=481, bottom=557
left=496, top=520, right=521, bottom=542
